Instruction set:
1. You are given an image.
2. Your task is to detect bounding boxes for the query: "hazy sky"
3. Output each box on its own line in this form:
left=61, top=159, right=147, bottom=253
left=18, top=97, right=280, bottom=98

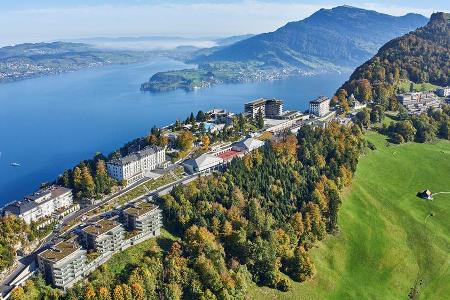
left=1, top=0, right=449, bottom=46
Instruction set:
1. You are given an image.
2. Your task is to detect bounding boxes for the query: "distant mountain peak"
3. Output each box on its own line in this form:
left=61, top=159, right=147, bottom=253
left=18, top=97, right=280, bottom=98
left=192, top=6, right=428, bottom=72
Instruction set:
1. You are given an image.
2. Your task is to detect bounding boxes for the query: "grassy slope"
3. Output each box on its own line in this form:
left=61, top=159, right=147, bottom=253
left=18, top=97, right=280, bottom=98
left=105, top=229, right=179, bottom=276
left=251, top=132, right=450, bottom=299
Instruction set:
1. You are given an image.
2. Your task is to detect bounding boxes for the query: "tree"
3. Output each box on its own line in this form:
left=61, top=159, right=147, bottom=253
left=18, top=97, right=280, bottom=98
left=113, top=285, right=125, bottom=300
left=72, top=166, right=83, bottom=194
left=59, top=169, right=71, bottom=188
left=256, top=109, right=264, bottom=129
left=290, top=212, right=304, bottom=238
left=163, top=283, right=182, bottom=300
left=201, top=135, right=210, bottom=151
left=84, top=285, right=96, bottom=300
left=289, top=246, right=315, bottom=282
left=189, top=112, right=196, bottom=124
left=98, top=287, right=112, bottom=300
left=81, top=165, right=96, bottom=198
left=355, top=109, right=370, bottom=128
left=131, top=283, right=145, bottom=300
left=370, top=105, right=385, bottom=124
left=196, top=110, right=207, bottom=122
left=10, top=287, right=25, bottom=300
left=177, top=131, right=194, bottom=151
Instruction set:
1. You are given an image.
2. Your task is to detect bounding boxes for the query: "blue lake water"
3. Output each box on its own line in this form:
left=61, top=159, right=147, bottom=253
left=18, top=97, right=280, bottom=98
left=0, top=57, right=350, bottom=205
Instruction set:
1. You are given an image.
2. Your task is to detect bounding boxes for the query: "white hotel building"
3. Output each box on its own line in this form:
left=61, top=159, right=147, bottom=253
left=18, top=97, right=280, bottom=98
left=107, top=146, right=166, bottom=184
left=309, top=96, right=331, bottom=117
left=3, top=186, right=76, bottom=226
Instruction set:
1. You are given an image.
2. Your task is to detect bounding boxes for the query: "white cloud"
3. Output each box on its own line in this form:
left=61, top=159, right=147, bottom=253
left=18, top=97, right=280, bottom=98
left=360, top=2, right=434, bottom=17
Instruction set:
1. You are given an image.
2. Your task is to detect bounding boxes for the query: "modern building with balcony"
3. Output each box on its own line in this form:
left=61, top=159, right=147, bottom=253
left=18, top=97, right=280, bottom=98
left=37, top=239, right=87, bottom=291
left=122, top=202, right=163, bottom=242
left=80, top=218, right=125, bottom=254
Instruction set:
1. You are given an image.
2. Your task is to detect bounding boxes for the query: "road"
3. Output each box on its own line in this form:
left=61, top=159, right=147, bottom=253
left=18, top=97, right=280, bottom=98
left=0, top=166, right=201, bottom=296
left=0, top=137, right=245, bottom=296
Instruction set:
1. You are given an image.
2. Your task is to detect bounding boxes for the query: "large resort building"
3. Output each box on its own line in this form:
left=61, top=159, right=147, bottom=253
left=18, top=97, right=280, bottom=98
left=107, top=146, right=166, bottom=185
left=3, top=186, right=77, bottom=227
left=38, top=201, right=163, bottom=290
left=245, top=98, right=284, bottom=118
left=309, top=96, right=331, bottom=117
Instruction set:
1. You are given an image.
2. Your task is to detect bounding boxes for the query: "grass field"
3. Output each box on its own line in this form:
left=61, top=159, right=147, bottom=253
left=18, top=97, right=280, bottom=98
left=397, top=80, right=441, bottom=93
left=251, top=132, right=450, bottom=299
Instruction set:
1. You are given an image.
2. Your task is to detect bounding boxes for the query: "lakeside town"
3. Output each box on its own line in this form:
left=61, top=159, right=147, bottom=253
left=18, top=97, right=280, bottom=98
left=1, top=84, right=450, bottom=298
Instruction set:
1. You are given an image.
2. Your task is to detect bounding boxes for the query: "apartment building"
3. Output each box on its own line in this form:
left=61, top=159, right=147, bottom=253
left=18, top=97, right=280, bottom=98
left=3, top=186, right=76, bottom=226
left=39, top=202, right=163, bottom=290
left=80, top=218, right=125, bottom=254
left=309, top=96, right=331, bottom=117
left=122, top=202, right=163, bottom=239
left=107, top=146, right=166, bottom=185
left=37, top=239, right=87, bottom=291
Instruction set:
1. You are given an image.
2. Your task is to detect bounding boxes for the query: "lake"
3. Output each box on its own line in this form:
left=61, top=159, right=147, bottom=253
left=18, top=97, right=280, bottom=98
left=0, top=57, right=350, bottom=205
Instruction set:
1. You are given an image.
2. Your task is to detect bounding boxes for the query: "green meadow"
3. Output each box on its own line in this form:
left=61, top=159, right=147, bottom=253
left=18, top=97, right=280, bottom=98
left=251, top=132, right=450, bottom=299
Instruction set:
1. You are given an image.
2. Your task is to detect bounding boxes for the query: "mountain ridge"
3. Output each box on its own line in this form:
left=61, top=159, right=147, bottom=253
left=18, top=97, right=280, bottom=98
left=191, top=6, right=428, bottom=71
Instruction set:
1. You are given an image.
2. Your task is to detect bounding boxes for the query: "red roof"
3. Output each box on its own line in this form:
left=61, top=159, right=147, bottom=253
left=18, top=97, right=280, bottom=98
left=216, top=150, right=242, bottom=161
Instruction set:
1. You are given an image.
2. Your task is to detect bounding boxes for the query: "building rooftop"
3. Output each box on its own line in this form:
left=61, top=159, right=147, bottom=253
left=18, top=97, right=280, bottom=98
left=245, top=99, right=267, bottom=107
left=39, top=240, right=82, bottom=263
left=216, top=149, right=242, bottom=161
left=4, top=200, right=38, bottom=215
left=108, top=146, right=164, bottom=166
left=3, top=185, right=72, bottom=216
left=123, top=202, right=158, bottom=217
left=25, top=186, right=72, bottom=202
left=310, top=96, right=330, bottom=104
left=82, top=218, right=122, bottom=237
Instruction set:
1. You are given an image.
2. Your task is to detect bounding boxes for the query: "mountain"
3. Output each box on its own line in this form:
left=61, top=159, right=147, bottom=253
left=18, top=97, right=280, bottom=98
left=337, top=12, right=450, bottom=104
left=143, top=6, right=428, bottom=92
left=193, top=6, right=428, bottom=71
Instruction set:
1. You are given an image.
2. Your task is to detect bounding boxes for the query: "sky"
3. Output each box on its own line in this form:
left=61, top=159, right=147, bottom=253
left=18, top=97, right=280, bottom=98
left=1, top=0, right=449, bottom=46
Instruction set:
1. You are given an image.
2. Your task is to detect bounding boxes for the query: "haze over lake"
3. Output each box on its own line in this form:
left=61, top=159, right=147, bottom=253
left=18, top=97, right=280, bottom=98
left=0, top=58, right=350, bottom=204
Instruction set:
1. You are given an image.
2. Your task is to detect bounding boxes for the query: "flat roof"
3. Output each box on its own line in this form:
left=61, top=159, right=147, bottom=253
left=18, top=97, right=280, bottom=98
left=26, top=186, right=71, bottom=201
left=310, top=96, right=330, bottom=104
left=108, top=146, right=164, bottom=166
left=245, top=99, right=266, bottom=106
left=123, top=202, right=157, bottom=217
left=82, top=219, right=122, bottom=236
left=39, top=240, right=81, bottom=263
left=217, top=149, right=242, bottom=161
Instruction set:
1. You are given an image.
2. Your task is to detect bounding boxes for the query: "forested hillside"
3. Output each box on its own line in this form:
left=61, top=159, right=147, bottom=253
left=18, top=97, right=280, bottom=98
left=338, top=12, right=449, bottom=105
left=19, top=123, right=366, bottom=299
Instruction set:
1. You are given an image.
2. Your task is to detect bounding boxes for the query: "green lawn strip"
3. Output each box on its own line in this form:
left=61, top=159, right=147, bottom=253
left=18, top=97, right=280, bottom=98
left=249, top=131, right=450, bottom=299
